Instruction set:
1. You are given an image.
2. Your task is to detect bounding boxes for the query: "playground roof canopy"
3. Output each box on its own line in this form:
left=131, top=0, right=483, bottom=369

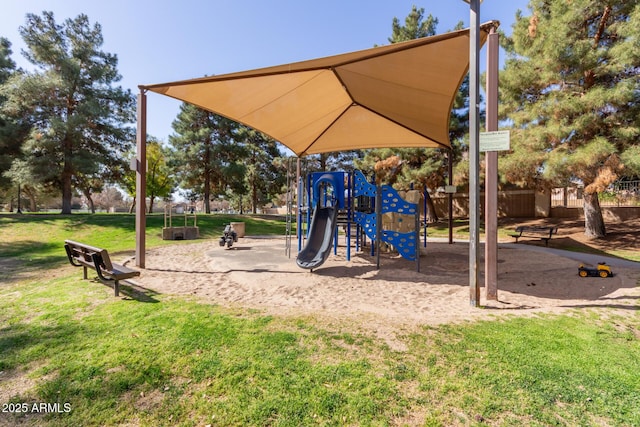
left=142, top=22, right=497, bottom=157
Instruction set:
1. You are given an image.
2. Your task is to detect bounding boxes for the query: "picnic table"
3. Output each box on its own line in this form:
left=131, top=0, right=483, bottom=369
left=508, top=225, right=558, bottom=246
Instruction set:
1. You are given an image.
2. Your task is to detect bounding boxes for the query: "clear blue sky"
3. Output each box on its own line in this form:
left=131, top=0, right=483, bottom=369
left=2, top=0, right=530, bottom=143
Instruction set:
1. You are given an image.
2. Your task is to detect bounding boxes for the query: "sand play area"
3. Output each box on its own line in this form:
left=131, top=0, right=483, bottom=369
left=134, top=236, right=639, bottom=336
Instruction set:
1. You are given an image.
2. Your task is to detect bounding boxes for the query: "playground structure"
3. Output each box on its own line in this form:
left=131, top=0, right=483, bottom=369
left=162, top=203, right=199, bottom=240
left=132, top=22, right=500, bottom=310
left=290, top=168, right=427, bottom=271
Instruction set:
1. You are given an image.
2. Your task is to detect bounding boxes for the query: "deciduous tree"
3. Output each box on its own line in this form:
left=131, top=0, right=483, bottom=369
left=146, top=141, right=175, bottom=213
left=121, top=136, right=172, bottom=213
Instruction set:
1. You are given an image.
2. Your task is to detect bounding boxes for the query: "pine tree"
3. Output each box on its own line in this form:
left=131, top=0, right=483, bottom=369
left=236, top=126, right=285, bottom=213
left=499, top=1, right=640, bottom=238
left=0, top=37, right=28, bottom=198
left=356, top=7, right=468, bottom=222
left=0, top=12, right=135, bottom=214
left=388, top=4, right=438, bottom=43
left=169, top=102, right=246, bottom=213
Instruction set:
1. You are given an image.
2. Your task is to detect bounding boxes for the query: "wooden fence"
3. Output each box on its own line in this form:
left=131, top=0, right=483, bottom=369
left=266, top=184, right=640, bottom=220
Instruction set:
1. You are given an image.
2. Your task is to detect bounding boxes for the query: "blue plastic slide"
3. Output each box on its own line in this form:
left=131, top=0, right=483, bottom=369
left=296, top=205, right=338, bottom=270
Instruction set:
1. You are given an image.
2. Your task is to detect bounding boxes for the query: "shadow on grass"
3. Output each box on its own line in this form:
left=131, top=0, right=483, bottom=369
left=0, top=213, right=137, bottom=233
left=0, top=240, right=64, bottom=262
left=0, top=317, right=175, bottom=425
left=117, top=281, right=160, bottom=303
left=79, top=277, right=160, bottom=303
left=546, top=236, right=624, bottom=259
left=0, top=321, right=87, bottom=372
left=0, top=241, right=68, bottom=283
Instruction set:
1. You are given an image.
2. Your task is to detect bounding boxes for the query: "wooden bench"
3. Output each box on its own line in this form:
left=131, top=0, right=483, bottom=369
left=64, top=240, right=140, bottom=296
left=508, top=226, right=558, bottom=246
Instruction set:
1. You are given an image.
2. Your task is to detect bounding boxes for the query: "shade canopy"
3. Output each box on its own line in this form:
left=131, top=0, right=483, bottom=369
left=142, top=22, right=497, bottom=157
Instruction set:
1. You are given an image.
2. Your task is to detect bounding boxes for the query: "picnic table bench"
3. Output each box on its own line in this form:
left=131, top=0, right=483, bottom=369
left=508, top=225, right=558, bottom=246
left=64, top=240, right=140, bottom=296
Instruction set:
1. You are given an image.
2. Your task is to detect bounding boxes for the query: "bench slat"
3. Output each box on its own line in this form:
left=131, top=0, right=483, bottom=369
left=104, top=264, right=139, bottom=279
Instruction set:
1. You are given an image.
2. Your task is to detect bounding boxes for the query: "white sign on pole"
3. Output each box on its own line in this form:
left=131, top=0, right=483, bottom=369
left=480, top=130, right=510, bottom=152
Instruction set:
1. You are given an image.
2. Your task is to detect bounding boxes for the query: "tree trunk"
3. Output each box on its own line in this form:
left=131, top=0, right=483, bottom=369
left=424, top=190, right=439, bottom=223
left=204, top=145, right=211, bottom=214
left=319, top=153, right=328, bottom=171
left=87, top=195, right=95, bottom=214
left=252, top=184, right=258, bottom=214
left=148, top=196, right=154, bottom=214
left=28, top=194, right=37, bottom=212
left=204, top=173, right=211, bottom=214
left=583, top=191, right=606, bottom=238
left=129, top=197, right=135, bottom=214
left=82, top=188, right=96, bottom=213
left=61, top=168, right=73, bottom=214
left=61, top=137, right=73, bottom=214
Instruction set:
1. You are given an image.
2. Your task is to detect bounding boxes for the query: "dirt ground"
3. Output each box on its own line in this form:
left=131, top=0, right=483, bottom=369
left=128, top=217, right=639, bottom=348
left=498, top=217, right=639, bottom=256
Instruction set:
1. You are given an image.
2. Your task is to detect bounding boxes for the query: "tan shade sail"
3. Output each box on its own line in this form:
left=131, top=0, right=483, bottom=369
left=142, top=22, right=496, bottom=157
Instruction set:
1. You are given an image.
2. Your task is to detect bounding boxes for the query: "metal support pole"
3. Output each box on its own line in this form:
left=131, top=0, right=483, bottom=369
left=448, top=149, right=454, bottom=245
left=467, top=0, right=481, bottom=307
left=285, top=158, right=293, bottom=257
left=485, top=27, right=499, bottom=300
left=346, top=172, right=351, bottom=261
left=135, top=88, right=147, bottom=268
left=415, top=209, right=420, bottom=272
left=297, top=158, right=304, bottom=252
left=376, top=185, right=382, bottom=269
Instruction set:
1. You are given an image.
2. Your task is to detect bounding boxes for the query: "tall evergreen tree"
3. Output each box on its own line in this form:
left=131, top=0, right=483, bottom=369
left=169, top=102, right=246, bottom=213
left=0, top=12, right=135, bottom=214
left=0, top=37, right=28, bottom=199
left=0, top=38, right=15, bottom=84
left=237, top=126, right=285, bottom=213
left=356, top=7, right=468, bottom=222
left=388, top=4, right=438, bottom=43
left=499, top=1, right=640, bottom=238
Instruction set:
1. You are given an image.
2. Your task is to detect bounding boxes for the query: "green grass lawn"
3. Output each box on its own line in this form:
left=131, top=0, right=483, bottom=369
left=0, top=213, right=287, bottom=272
left=1, top=214, right=638, bottom=426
